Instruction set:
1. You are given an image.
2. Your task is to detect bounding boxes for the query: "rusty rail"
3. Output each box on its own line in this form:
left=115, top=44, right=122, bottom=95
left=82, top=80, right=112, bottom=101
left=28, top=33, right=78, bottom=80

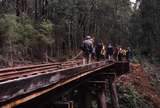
left=0, top=59, right=129, bottom=108
left=0, top=59, right=83, bottom=82
left=0, top=61, right=112, bottom=108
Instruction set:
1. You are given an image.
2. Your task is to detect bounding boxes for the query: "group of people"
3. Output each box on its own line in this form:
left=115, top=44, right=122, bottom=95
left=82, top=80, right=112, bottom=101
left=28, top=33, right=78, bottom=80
left=81, top=35, right=132, bottom=64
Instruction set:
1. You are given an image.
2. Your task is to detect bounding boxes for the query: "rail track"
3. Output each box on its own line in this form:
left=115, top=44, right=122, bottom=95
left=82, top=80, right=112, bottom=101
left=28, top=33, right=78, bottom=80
left=0, top=58, right=129, bottom=108
left=0, top=59, right=83, bottom=82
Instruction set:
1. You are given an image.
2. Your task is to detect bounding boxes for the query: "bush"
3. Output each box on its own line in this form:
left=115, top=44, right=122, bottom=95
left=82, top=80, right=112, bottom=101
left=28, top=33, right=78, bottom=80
left=0, top=14, right=55, bottom=65
left=117, top=84, right=143, bottom=108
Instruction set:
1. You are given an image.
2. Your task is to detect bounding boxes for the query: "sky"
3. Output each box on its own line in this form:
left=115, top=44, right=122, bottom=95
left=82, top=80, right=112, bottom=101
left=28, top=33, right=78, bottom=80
left=130, top=0, right=136, bottom=3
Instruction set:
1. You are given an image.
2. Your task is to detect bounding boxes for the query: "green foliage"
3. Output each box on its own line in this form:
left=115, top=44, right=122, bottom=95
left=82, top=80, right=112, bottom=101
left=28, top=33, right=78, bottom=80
left=129, top=0, right=160, bottom=58
left=0, top=14, right=21, bottom=43
left=38, top=20, right=55, bottom=45
left=0, top=14, right=55, bottom=64
left=117, top=83, right=156, bottom=108
left=0, top=0, right=133, bottom=64
left=117, top=84, right=143, bottom=108
left=131, top=57, right=140, bottom=64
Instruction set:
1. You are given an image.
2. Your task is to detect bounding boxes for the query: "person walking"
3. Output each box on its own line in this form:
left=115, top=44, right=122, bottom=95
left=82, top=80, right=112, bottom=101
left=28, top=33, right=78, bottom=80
left=81, top=36, right=93, bottom=64
left=95, top=42, right=103, bottom=61
left=113, top=45, right=119, bottom=61
left=118, top=47, right=123, bottom=61
left=126, top=47, right=132, bottom=61
left=101, top=43, right=106, bottom=60
left=107, top=42, right=113, bottom=61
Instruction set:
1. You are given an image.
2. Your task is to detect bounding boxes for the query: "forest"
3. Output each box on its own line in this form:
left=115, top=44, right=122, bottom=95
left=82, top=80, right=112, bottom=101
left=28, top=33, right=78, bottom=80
left=0, top=0, right=159, bottom=66
left=0, top=0, right=160, bottom=108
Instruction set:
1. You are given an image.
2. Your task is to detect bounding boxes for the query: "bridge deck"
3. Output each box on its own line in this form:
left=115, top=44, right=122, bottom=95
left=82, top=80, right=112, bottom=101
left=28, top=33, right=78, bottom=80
left=0, top=60, right=129, bottom=108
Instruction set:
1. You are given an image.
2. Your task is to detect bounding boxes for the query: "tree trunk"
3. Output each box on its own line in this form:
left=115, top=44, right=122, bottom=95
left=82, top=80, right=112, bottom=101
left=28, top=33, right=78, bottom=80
left=9, top=41, right=13, bottom=67
left=45, top=48, right=48, bottom=63
left=16, top=0, right=20, bottom=16
left=35, top=0, right=38, bottom=20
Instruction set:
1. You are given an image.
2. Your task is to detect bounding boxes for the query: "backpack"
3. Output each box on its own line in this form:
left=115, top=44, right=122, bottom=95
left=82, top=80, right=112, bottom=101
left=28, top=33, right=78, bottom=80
left=81, top=40, right=93, bottom=53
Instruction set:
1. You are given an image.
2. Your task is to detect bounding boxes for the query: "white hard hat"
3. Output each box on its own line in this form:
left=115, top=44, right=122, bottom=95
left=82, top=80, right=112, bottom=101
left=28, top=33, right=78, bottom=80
left=86, top=35, right=91, bottom=39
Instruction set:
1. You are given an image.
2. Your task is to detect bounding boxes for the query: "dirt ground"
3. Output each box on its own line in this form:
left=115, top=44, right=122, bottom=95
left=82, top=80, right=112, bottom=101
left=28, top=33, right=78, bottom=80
left=115, top=63, right=160, bottom=108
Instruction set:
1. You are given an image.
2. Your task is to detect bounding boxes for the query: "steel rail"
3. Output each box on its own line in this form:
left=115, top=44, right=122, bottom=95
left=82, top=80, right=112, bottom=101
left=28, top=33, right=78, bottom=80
left=1, top=61, right=113, bottom=108
left=0, top=59, right=83, bottom=82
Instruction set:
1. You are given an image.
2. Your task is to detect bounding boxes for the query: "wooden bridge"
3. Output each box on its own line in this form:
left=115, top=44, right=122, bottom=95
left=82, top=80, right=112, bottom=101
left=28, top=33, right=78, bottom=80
left=0, top=59, right=129, bottom=108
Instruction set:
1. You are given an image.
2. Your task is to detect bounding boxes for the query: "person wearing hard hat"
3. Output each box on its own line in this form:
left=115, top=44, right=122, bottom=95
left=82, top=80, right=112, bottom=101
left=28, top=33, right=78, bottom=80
left=80, top=36, right=94, bottom=64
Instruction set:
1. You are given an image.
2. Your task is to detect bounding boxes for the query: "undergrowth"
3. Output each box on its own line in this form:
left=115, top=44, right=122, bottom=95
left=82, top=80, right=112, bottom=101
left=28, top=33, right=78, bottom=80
left=117, top=83, right=155, bottom=108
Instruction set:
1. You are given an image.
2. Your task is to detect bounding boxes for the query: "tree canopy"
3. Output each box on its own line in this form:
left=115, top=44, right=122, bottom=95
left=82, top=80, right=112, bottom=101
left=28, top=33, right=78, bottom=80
left=0, top=0, right=159, bottom=66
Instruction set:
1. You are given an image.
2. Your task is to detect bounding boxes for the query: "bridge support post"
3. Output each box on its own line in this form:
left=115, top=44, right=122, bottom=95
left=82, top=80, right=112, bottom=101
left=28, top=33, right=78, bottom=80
left=74, top=85, right=90, bottom=108
left=108, top=75, right=120, bottom=108
left=88, top=81, right=107, bottom=108
left=53, top=101, right=74, bottom=108
left=98, top=86, right=107, bottom=108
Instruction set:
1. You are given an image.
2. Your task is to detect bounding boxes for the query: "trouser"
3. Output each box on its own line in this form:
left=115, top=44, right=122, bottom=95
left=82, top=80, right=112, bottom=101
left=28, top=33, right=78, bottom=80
left=83, top=52, right=92, bottom=64
left=96, top=52, right=101, bottom=61
left=118, top=54, right=122, bottom=61
left=108, top=54, right=113, bottom=61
